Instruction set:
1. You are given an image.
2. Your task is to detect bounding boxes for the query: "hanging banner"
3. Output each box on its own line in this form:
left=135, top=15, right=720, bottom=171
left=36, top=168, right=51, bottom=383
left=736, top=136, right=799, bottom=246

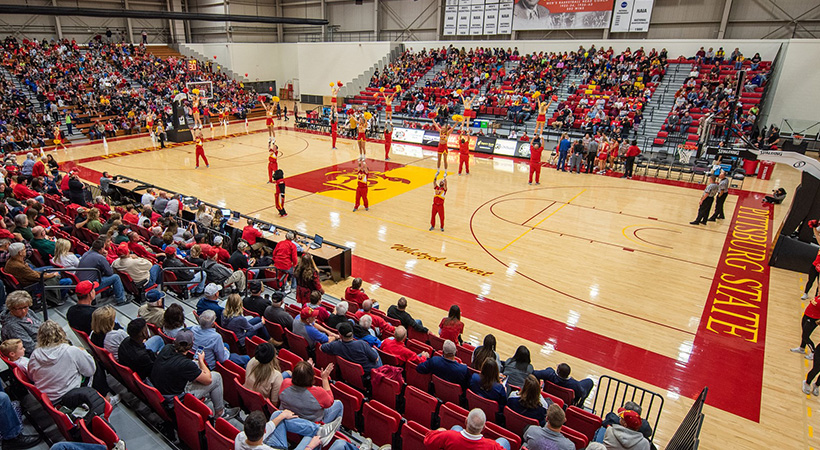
left=610, top=0, right=653, bottom=32
left=443, top=6, right=459, bottom=35
left=512, top=0, right=614, bottom=30
left=457, top=5, right=471, bottom=35
left=610, top=0, right=633, bottom=32
left=484, top=3, right=500, bottom=34
left=629, top=0, right=654, bottom=32
left=498, top=2, right=514, bottom=33
left=470, top=4, right=485, bottom=34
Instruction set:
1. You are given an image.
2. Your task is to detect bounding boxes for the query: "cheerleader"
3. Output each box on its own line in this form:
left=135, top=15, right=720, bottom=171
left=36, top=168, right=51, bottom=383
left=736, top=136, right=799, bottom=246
left=267, top=138, right=282, bottom=183
left=274, top=169, right=287, bottom=217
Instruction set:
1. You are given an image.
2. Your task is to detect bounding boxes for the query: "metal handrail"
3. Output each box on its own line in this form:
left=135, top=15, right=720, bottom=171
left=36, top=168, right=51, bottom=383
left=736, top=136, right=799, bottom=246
left=591, top=375, right=664, bottom=442
left=38, top=267, right=102, bottom=321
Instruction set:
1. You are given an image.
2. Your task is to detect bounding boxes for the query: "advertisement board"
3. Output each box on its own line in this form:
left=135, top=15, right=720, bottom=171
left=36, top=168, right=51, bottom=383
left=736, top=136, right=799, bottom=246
left=422, top=131, right=442, bottom=147
left=392, top=128, right=425, bottom=145
left=512, top=0, right=614, bottom=30
left=474, top=136, right=497, bottom=154
left=493, top=139, right=518, bottom=156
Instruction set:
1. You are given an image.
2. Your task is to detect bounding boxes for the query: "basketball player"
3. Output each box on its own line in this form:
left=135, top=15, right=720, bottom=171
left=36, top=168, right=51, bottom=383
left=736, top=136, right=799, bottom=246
left=357, top=112, right=368, bottom=160
left=432, top=121, right=454, bottom=175
left=274, top=169, right=287, bottom=217
left=263, top=101, right=276, bottom=138
left=457, top=120, right=470, bottom=175
left=383, top=122, right=392, bottom=160
left=708, top=170, right=729, bottom=221
left=690, top=175, right=718, bottom=225
left=192, top=92, right=202, bottom=129
left=353, top=161, right=369, bottom=212
left=430, top=173, right=447, bottom=232
left=194, top=131, right=209, bottom=168
left=267, top=138, right=281, bottom=183
left=533, top=95, right=554, bottom=137
left=330, top=111, right=338, bottom=149
left=528, top=138, right=545, bottom=185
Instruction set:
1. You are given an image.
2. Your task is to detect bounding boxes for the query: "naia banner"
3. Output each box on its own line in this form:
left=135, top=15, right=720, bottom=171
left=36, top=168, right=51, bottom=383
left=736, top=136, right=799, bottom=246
left=512, top=0, right=614, bottom=30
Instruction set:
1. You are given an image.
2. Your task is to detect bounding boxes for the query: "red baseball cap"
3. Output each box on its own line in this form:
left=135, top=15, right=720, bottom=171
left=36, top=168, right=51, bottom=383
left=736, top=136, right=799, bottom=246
left=76, top=280, right=99, bottom=296
left=115, top=243, right=129, bottom=256
left=300, top=306, right=318, bottom=320
left=618, top=408, right=642, bottom=431
left=164, top=246, right=177, bottom=256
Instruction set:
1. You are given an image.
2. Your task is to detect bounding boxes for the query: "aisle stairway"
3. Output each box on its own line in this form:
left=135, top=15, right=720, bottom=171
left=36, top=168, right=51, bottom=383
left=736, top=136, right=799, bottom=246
left=639, top=63, right=689, bottom=153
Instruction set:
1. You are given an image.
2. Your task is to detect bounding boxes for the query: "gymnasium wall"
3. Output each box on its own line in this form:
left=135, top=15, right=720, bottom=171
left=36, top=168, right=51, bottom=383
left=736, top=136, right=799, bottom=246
left=761, top=40, right=820, bottom=133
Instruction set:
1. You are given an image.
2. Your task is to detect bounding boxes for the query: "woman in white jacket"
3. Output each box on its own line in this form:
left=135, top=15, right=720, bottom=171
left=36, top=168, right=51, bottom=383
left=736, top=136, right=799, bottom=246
left=28, top=321, right=107, bottom=417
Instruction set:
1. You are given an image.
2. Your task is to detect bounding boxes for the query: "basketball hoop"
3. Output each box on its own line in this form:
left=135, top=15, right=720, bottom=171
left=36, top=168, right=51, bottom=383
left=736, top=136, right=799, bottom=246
left=186, top=81, right=213, bottom=101
left=677, top=144, right=696, bottom=164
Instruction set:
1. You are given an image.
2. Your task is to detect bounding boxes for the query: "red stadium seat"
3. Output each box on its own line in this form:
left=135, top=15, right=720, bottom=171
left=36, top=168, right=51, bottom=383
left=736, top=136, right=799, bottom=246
left=376, top=348, right=401, bottom=367
left=504, top=405, right=540, bottom=437
left=542, top=391, right=565, bottom=409
left=337, top=357, right=367, bottom=393
left=235, top=378, right=276, bottom=415
left=405, top=359, right=431, bottom=391
left=216, top=323, right=243, bottom=354
left=432, top=375, right=463, bottom=406
left=438, top=402, right=469, bottom=430
left=565, top=406, right=603, bottom=442
left=41, top=392, right=77, bottom=440
left=262, top=318, right=285, bottom=342
left=278, top=348, right=303, bottom=372
left=174, top=394, right=211, bottom=450
left=466, top=389, right=500, bottom=423
left=362, top=400, right=403, bottom=447
left=315, top=343, right=337, bottom=374
left=456, top=343, right=475, bottom=367
left=403, top=385, right=439, bottom=429
left=284, top=328, right=310, bottom=360
left=543, top=380, right=575, bottom=406
left=215, top=360, right=242, bottom=409
left=133, top=372, right=173, bottom=422
left=79, top=416, right=120, bottom=450
left=372, top=369, right=403, bottom=410
left=205, top=418, right=240, bottom=450
left=401, top=420, right=431, bottom=450
left=428, top=333, right=446, bottom=351
left=561, top=426, right=590, bottom=450
left=245, top=335, right=266, bottom=358
left=406, top=338, right=433, bottom=356
left=331, top=382, right=364, bottom=431
left=484, top=420, right=522, bottom=450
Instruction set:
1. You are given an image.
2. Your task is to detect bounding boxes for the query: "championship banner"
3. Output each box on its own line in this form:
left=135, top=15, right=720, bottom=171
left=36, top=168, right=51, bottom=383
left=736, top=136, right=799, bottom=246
left=512, top=0, right=614, bottom=30
left=629, top=0, right=654, bottom=32
left=610, top=0, right=654, bottom=32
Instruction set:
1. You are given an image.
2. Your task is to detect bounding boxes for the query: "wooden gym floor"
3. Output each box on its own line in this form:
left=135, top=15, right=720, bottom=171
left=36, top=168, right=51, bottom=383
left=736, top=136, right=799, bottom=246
left=53, top=118, right=814, bottom=450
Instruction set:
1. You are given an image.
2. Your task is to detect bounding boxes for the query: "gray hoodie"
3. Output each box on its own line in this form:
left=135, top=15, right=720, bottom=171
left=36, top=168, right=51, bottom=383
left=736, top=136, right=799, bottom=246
left=0, top=308, right=42, bottom=356
left=604, top=424, right=651, bottom=450
left=28, top=343, right=96, bottom=403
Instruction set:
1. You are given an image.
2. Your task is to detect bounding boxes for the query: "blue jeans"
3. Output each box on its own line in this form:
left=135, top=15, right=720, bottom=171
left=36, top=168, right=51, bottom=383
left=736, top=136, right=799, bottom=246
left=328, top=441, right=358, bottom=450
left=146, top=335, right=164, bottom=353
left=147, top=264, right=162, bottom=287
left=190, top=271, right=206, bottom=295
left=52, top=444, right=106, bottom=450
left=323, top=400, right=344, bottom=424
left=557, top=151, right=568, bottom=171
left=247, top=316, right=270, bottom=341
left=228, top=352, right=250, bottom=368
left=451, top=425, right=509, bottom=450
left=263, top=410, right=320, bottom=450
left=0, top=392, right=21, bottom=440
left=99, top=274, right=125, bottom=303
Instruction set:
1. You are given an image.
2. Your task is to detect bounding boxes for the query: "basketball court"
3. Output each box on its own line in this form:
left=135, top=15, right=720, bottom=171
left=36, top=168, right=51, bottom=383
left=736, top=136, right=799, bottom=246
left=52, top=117, right=811, bottom=449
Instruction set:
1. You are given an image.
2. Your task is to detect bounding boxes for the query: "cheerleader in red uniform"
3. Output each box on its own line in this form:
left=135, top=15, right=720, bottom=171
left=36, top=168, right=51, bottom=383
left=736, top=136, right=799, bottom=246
left=263, top=101, right=276, bottom=138
left=457, top=119, right=470, bottom=175
left=430, top=174, right=447, bottom=232
left=383, top=123, right=392, bottom=160
left=274, top=169, right=287, bottom=217
left=432, top=121, right=454, bottom=176
left=533, top=94, right=554, bottom=137
left=194, top=131, right=209, bottom=168
left=330, top=111, right=338, bottom=149
left=267, top=138, right=281, bottom=183
left=52, top=125, right=66, bottom=150
left=379, top=88, right=397, bottom=123
left=353, top=161, right=369, bottom=212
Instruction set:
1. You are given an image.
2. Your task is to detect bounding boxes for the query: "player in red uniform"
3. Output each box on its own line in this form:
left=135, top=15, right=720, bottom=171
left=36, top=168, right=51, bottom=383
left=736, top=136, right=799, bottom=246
left=383, top=123, right=392, bottom=160
left=267, top=138, right=281, bottom=183
left=330, top=111, right=338, bottom=149
left=353, top=161, right=369, bottom=212
left=529, top=138, right=544, bottom=185
left=274, top=169, right=287, bottom=217
left=457, top=119, right=470, bottom=175
left=194, top=131, right=209, bottom=168
left=432, top=121, right=454, bottom=175
left=430, top=173, right=447, bottom=232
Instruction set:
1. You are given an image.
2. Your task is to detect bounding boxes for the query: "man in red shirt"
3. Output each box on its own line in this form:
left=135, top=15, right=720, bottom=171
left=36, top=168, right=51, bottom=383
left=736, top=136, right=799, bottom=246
left=380, top=326, right=428, bottom=364
left=212, top=236, right=231, bottom=262
left=241, top=219, right=262, bottom=246
left=12, top=178, right=40, bottom=202
left=622, top=139, right=641, bottom=179
left=424, top=408, right=510, bottom=449
left=529, top=138, right=544, bottom=185
left=353, top=300, right=394, bottom=335
left=272, top=231, right=298, bottom=292
left=31, top=156, right=49, bottom=179
left=344, top=277, right=369, bottom=307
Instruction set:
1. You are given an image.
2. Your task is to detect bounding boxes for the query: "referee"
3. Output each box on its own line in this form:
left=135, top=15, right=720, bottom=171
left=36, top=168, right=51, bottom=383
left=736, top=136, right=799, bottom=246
left=709, top=170, right=729, bottom=221
left=691, top=175, right=718, bottom=225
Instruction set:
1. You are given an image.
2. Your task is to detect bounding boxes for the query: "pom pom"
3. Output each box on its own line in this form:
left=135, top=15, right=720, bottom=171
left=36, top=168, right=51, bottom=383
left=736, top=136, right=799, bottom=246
left=192, top=88, right=200, bottom=95
left=330, top=82, right=334, bottom=87
left=452, top=114, right=464, bottom=123
left=395, top=85, right=401, bottom=92
left=258, top=95, right=266, bottom=102
left=551, top=95, right=558, bottom=101
left=337, top=81, right=343, bottom=87
left=364, top=112, right=373, bottom=120
left=269, top=87, right=273, bottom=91
left=379, top=87, right=385, bottom=93
left=532, top=91, right=541, bottom=98
left=183, top=88, right=189, bottom=93
left=456, top=89, right=463, bottom=95
left=272, top=96, right=280, bottom=103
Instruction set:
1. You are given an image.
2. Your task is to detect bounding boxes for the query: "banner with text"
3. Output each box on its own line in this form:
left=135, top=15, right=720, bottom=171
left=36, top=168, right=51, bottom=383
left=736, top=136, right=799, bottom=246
left=610, top=0, right=654, bottom=32
left=444, top=0, right=513, bottom=36
left=512, top=0, right=614, bottom=31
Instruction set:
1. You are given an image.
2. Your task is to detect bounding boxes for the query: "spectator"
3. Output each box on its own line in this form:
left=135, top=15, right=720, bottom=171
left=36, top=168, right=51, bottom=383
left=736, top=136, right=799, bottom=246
left=279, top=360, right=342, bottom=423
left=325, top=301, right=351, bottom=330
left=322, top=321, right=381, bottom=371
left=353, top=315, right=381, bottom=348
left=294, top=253, right=323, bottom=305
left=502, top=345, right=534, bottom=390
left=439, top=305, right=464, bottom=344
left=150, top=329, right=239, bottom=420
left=354, top=299, right=394, bottom=336
left=162, top=303, right=186, bottom=338
left=0, top=338, right=29, bottom=375
left=52, top=238, right=79, bottom=269
left=306, top=290, right=330, bottom=324
left=0, top=291, right=41, bottom=356
left=222, top=293, right=269, bottom=346
left=5, top=242, right=65, bottom=306
left=241, top=219, right=263, bottom=246
left=602, top=407, right=650, bottom=450
left=28, top=321, right=105, bottom=416
left=293, top=306, right=336, bottom=348
left=196, top=283, right=225, bottom=322
left=229, top=241, right=253, bottom=272
left=534, top=362, right=594, bottom=407
left=472, top=334, right=500, bottom=370
left=594, top=401, right=653, bottom=443
left=417, top=339, right=469, bottom=385
left=244, top=343, right=286, bottom=406
left=89, top=306, right=128, bottom=360
left=137, top=289, right=166, bottom=327
left=263, top=291, right=293, bottom=331
left=192, top=309, right=250, bottom=368
left=469, top=356, right=506, bottom=415
left=202, top=248, right=246, bottom=293
left=29, top=226, right=55, bottom=257
left=235, top=409, right=340, bottom=450
left=424, top=408, right=510, bottom=449
left=111, top=243, right=160, bottom=288
left=118, top=318, right=163, bottom=380
left=387, top=296, right=427, bottom=333
left=344, top=277, right=369, bottom=306
left=243, top=281, right=270, bottom=317
left=0, top=392, right=41, bottom=448
left=163, top=246, right=206, bottom=294
left=380, top=325, right=428, bottom=365
left=523, top=403, right=575, bottom=450
left=508, top=375, right=549, bottom=426
left=271, top=231, right=297, bottom=292
left=66, top=280, right=109, bottom=334
left=77, top=238, right=126, bottom=305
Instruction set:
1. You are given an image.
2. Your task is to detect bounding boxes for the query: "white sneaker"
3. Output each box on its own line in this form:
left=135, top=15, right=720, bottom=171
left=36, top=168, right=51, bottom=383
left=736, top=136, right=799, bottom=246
left=318, top=416, right=342, bottom=446
left=359, top=438, right=373, bottom=450
left=791, top=347, right=806, bottom=353
left=804, top=381, right=812, bottom=394
left=108, top=394, right=120, bottom=407
left=813, top=385, right=819, bottom=396
left=803, top=293, right=811, bottom=300
left=808, top=353, right=815, bottom=361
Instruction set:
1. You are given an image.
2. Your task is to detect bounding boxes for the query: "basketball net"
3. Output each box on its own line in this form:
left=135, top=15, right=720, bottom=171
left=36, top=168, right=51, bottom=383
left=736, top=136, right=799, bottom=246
left=677, top=144, right=696, bottom=164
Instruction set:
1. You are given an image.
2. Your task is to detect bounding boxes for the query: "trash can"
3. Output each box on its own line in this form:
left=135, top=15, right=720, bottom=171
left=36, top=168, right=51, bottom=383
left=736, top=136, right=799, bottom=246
left=743, top=159, right=760, bottom=177
left=759, top=160, right=775, bottom=180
